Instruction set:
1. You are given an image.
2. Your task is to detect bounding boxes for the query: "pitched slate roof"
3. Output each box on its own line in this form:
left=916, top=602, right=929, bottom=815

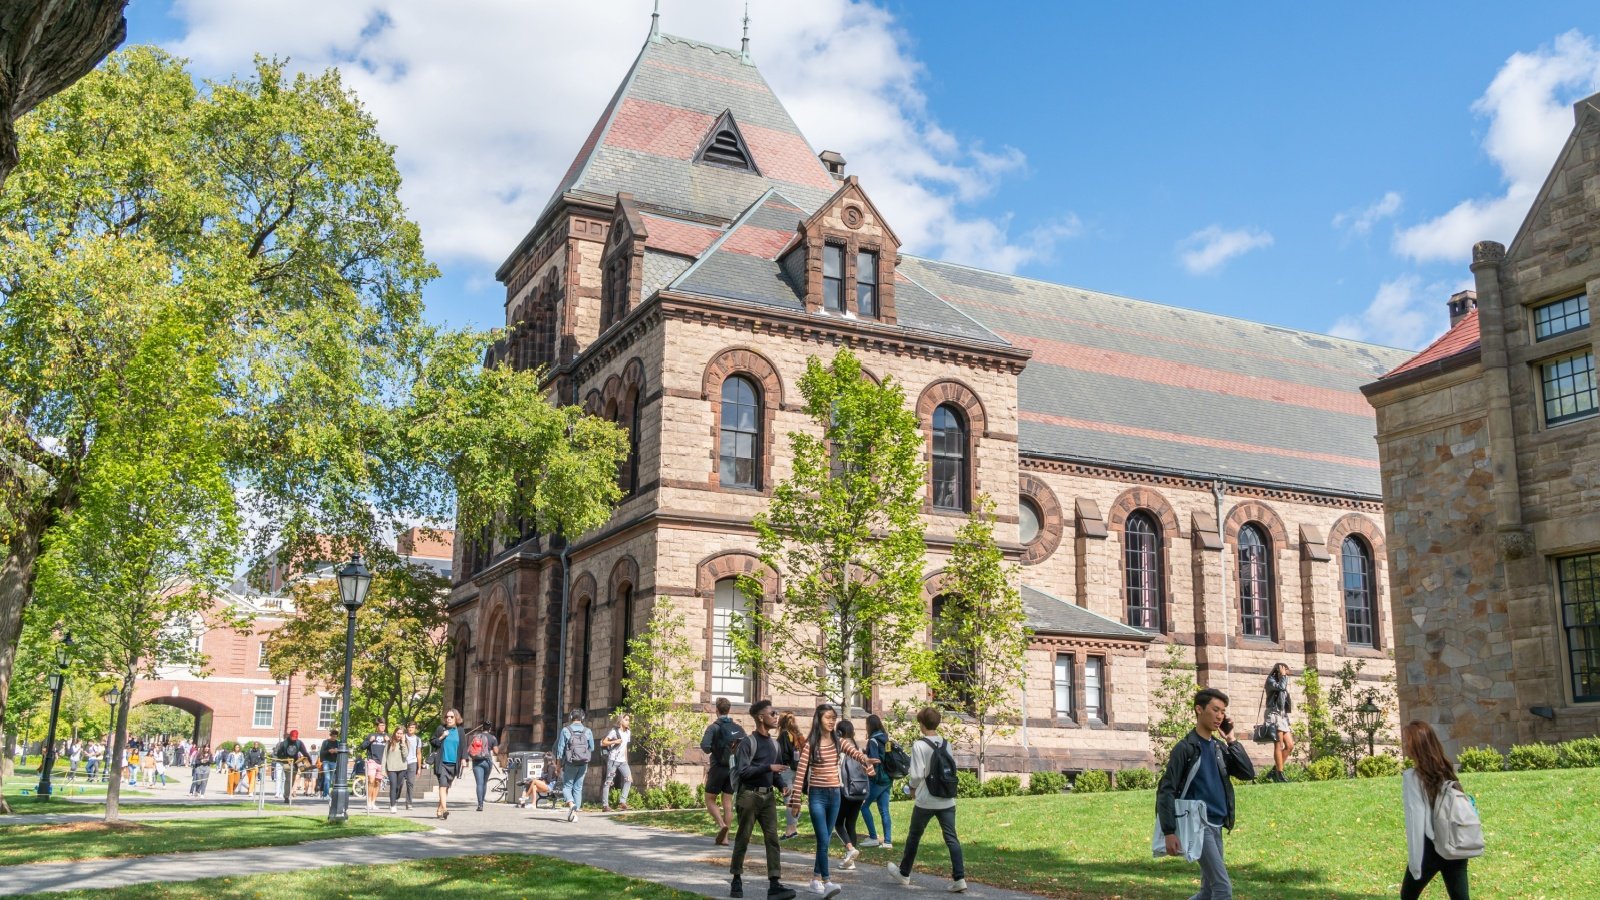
left=1380, top=309, right=1480, bottom=380
left=1021, top=586, right=1154, bottom=640
left=899, top=257, right=1414, bottom=498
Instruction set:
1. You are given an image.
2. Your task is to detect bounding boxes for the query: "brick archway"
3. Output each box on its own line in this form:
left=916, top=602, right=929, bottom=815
left=702, top=348, right=784, bottom=491
left=1222, top=500, right=1290, bottom=547
left=696, top=550, right=776, bottom=704
left=1018, top=474, right=1064, bottom=565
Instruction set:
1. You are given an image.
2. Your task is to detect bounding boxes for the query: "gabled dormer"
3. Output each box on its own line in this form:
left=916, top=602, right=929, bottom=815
left=600, top=192, right=649, bottom=331
left=693, top=109, right=760, bottom=175
left=781, top=176, right=901, bottom=323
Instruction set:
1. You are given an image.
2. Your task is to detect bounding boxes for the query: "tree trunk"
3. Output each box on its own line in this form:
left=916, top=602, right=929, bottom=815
left=103, top=673, right=132, bottom=822
left=0, top=520, right=45, bottom=815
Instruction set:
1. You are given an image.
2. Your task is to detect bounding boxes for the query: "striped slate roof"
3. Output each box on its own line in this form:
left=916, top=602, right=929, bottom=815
left=1021, top=586, right=1154, bottom=640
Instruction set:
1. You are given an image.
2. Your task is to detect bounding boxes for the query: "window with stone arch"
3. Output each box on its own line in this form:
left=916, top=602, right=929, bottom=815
left=451, top=631, right=470, bottom=714
left=711, top=578, right=754, bottom=702
left=576, top=598, right=594, bottom=711
left=930, top=594, right=974, bottom=711
left=1238, top=523, right=1275, bottom=639
left=1124, top=511, right=1163, bottom=630
left=1341, top=536, right=1376, bottom=647
left=610, top=559, right=638, bottom=705
left=931, top=404, right=968, bottom=512
left=720, top=375, right=761, bottom=489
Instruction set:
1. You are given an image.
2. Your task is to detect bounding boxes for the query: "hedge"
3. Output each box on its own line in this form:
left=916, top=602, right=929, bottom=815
left=1072, top=769, right=1109, bottom=794
left=1506, top=743, right=1560, bottom=771
left=1356, top=754, right=1401, bottom=778
left=1114, top=768, right=1157, bottom=791
left=981, top=775, right=1022, bottom=797
left=1456, top=746, right=1504, bottom=773
left=1307, top=756, right=1345, bottom=781
left=1028, top=771, right=1068, bottom=795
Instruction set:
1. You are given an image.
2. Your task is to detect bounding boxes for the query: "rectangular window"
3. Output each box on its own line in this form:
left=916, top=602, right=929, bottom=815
left=1559, top=553, right=1600, bottom=703
left=1534, top=293, right=1589, bottom=341
left=253, top=694, right=275, bottom=730
left=317, top=696, right=338, bottom=731
left=257, top=643, right=269, bottom=670
left=1541, top=351, right=1597, bottom=425
left=856, top=250, right=879, bottom=318
left=1053, top=654, right=1075, bottom=718
left=711, top=579, right=753, bottom=702
left=1086, top=656, right=1105, bottom=723
left=822, top=244, right=845, bottom=312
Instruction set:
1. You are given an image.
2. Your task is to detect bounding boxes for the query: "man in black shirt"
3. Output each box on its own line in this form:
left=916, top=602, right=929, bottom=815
left=728, top=700, right=796, bottom=900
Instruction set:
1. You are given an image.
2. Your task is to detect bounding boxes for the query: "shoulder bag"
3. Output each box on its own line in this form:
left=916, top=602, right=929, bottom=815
left=1151, top=749, right=1208, bottom=862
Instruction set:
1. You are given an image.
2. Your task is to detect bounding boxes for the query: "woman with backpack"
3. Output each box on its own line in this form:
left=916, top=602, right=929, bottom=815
left=467, top=723, right=500, bottom=812
left=833, top=719, right=870, bottom=871
left=430, top=708, right=464, bottom=819
left=1264, top=663, right=1295, bottom=782
left=787, top=703, right=878, bottom=898
left=860, top=714, right=895, bottom=849
left=1401, top=721, right=1476, bottom=899
left=777, top=712, right=806, bottom=840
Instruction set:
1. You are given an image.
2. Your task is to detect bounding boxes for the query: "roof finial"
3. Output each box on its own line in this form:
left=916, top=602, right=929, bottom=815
left=740, top=2, right=751, bottom=62
left=649, top=0, right=660, bottom=40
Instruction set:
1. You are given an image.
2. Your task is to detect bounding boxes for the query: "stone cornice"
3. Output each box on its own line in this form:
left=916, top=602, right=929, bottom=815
left=1020, top=454, right=1383, bottom=513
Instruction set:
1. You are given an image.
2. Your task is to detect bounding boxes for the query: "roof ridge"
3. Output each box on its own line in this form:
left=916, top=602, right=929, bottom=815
left=903, top=254, right=1414, bottom=356
left=657, top=32, right=747, bottom=62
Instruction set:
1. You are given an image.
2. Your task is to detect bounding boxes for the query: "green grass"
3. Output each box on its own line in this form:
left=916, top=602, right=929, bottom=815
left=14, top=854, right=698, bottom=899
left=620, top=770, right=1600, bottom=899
left=0, top=814, right=429, bottom=866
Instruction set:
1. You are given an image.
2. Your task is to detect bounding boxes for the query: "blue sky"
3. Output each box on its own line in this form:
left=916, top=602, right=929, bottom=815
left=124, top=1, right=1600, bottom=350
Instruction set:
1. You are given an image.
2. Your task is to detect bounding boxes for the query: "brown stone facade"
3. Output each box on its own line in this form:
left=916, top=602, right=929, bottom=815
left=1364, top=93, right=1600, bottom=753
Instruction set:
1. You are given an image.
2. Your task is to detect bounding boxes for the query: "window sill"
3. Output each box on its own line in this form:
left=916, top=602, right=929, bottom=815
left=1338, top=644, right=1388, bottom=659
left=1544, top=410, right=1598, bottom=429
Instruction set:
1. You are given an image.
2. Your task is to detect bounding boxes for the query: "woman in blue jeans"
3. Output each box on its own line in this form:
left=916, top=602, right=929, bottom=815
left=787, top=704, right=878, bottom=897
left=860, top=714, right=893, bottom=849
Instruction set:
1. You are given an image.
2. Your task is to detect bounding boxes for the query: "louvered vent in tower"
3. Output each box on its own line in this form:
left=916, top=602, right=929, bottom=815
left=694, top=109, right=760, bottom=174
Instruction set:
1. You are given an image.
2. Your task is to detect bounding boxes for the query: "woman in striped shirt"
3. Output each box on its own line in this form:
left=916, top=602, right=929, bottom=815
left=788, top=704, right=878, bottom=897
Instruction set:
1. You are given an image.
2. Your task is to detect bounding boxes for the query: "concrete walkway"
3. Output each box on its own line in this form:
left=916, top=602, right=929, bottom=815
left=1, top=798, right=1043, bottom=898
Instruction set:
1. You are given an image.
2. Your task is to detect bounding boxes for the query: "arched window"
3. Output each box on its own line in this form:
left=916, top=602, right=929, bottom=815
left=1124, top=511, right=1162, bottom=630
left=613, top=583, right=635, bottom=704
left=719, top=376, right=761, bottom=489
left=451, top=638, right=469, bottom=713
left=1238, top=523, right=1274, bottom=639
left=577, top=601, right=593, bottom=710
left=627, top=389, right=641, bottom=494
left=711, top=578, right=753, bottom=702
left=1342, top=536, right=1376, bottom=647
left=1019, top=497, right=1042, bottom=544
left=931, top=404, right=967, bottom=511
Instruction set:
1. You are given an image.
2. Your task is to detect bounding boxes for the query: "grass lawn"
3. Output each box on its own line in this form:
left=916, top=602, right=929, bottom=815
left=620, top=769, right=1599, bottom=899
left=14, top=853, right=697, bottom=899
left=0, top=814, right=429, bottom=866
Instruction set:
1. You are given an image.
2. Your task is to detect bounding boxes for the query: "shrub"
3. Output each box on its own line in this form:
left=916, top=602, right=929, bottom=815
left=660, top=780, right=696, bottom=808
left=1356, top=754, right=1401, bottom=778
left=956, top=770, right=982, bottom=798
left=1115, top=768, right=1157, bottom=791
left=1282, top=764, right=1308, bottom=782
left=1506, top=742, right=1560, bottom=771
left=1072, top=769, right=1109, bottom=794
left=980, top=775, right=1022, bottom=797
left=1027, top=771, right=1068, bottom=795
left=1307, top=756, right=1345, bottom=781
left=1455, top=746, right=1504, bottom=773
left=695, top=783, right=706, bottom=807
left=1557, top=737, right=1600, bottom=769
left=890, top=778, right=913, bottom=801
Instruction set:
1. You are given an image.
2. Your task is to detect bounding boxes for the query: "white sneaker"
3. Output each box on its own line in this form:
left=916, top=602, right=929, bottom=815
left=820, top=884, right=843, bottom=899
left=948, top=879, right=968, bottom=893
left=807, top=879, right=825, bottom=895
left=839, top=859, right=856, bottom=871
left=843, top=847, right=860, bottom=866
left=860, top=837, right=881, bottom=848
left=881, top=842, right=894, bottom=850
left=886, top=862, right=911, bottom=886
left=566, top=805, right=577, bottom=822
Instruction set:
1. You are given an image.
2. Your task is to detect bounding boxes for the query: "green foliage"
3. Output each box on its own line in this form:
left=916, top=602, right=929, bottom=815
left=1307, top=756, right=1346, bottom=781
left=1456, top=746, right=1505, bottom=773
left=1071, top=769, right=1109, bottom=794
left=1557, top=738, right=1600, bottom=769
left=980, top=775, right=1022, bottom=797
left=733, top=349, right=929, bottom=709
left=1326, top=662, right=1397, bottom=773
left=1114, top=767, right=1157, bottom=791
left=1356, top=754, right=1401, bottom=778
left=955, top=770, right=982, bottom=798
left=1027, top=771, right=1068, bottom=795
left=919, top=495, right=1030, bottom=776
left=1297, top=667, right=1339, bottom=762
left=1148, top=643, right=1199, bottom=768
left=619, top=600, right=702, bottom=790
left=1506, top=742, right=1560, bottom=771
left=128, top=705, right=195, bottom=741
left=1282, top=764, right=1309, bottom=782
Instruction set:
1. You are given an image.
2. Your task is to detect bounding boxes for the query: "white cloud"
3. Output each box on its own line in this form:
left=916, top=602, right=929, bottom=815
left=1394, top=30, right=1600, bottom=263
left=160, top=0, right=1067, bottom=279
left=1329, top=274, right=1474, bottom=349
left=1176, top=225, right=1274, bottom=275
left=1332, top=191, right=1402, bottom=236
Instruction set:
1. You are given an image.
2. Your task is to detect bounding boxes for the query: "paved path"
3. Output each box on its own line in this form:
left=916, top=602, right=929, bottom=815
left=2, top=798, right=1043, bottom=898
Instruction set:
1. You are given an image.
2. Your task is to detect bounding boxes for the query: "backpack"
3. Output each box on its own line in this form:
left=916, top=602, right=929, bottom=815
left=841, top=752, right=870, bottom=800
left=468, top=733, right=488, bottom=760
left=920, top=737, right=959, bottom=799
left=880, top=738, right=911, bottom=780
left=563, top=725, right=592, bottom=765
left=1430, top=780, right=1485, bottom=860
left=711, top=718, right=748, bottom=769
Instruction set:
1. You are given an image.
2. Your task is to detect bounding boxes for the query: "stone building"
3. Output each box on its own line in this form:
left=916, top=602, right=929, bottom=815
left=1363, top=92, right=1600, bottom=754
left=445, top=24, right=1412, bottom=778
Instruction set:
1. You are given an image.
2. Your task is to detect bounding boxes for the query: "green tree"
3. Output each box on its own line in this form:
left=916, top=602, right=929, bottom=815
left=919, top=495, right=1030, bottom=777
left=1147, top=642, right=1199, bottom=768
left=128, top=704, right=193, bottom=741
left=1298, top=666, right=1339, bottom=763
left=733, top=348, right=927, bottom=709
left=620, top=600, right=702, bottom=790
left=1327, top=660, right=1396, bottom=770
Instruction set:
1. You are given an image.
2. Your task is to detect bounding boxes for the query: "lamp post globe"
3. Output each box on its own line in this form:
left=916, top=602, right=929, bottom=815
left=1356, top=692, right=1382, bottom=758
left=328, top=551, right=371, bottom=824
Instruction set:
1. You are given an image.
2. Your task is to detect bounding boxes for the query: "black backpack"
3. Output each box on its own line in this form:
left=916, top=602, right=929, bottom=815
left=711, top=718, right=747, bottom=769
left=920, top=738, right=959, bottom=799
left=880, top=738, right=912, bottom=780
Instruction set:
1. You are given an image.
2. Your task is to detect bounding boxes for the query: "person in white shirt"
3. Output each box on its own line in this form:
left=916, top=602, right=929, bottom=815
left=599, top=713, right=633, bottom=812
left=885, top=705, right=966, bottom=894
left=1401, top=721, right=1470, bottom=900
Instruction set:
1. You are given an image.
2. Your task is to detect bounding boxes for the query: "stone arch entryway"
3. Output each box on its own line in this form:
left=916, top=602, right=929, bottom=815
left=131, top=696, right=213, bottom=745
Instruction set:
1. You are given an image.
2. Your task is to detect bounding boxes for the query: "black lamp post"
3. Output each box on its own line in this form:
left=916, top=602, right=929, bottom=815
left=1356, top=691, right=1382, bottom=758
left=103, top=686, right=120, bottom=783
left=35, top=633, right=72, bottom=798
left=327, top=551, right=371, bottom=824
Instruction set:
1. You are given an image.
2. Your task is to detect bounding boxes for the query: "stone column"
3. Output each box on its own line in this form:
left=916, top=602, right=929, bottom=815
left=1189, top=512, right=1226, bottom=684
left=1468, top=241, right=1531, bottom=558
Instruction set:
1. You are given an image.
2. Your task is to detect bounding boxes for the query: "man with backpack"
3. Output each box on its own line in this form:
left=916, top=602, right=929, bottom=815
left=885, top=706, right=966, bottom=893
left=1155, top=688, right=1255, bottom=900
left=700, top=697, right=746, bottom=846
left=727, top=700, right=798, bottom=900
left=552, top=709, right=594, bottom=822
left=272, top=730, right=312, bottom=802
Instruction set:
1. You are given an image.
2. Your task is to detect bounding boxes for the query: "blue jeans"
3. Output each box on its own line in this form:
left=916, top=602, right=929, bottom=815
left=1191, top=822, right=1232, bottom=900
left=863, top=780, right=892, bottom=843
left=561, top=764, right=587, bottom=809
left=807, top=787, right=842, bottom=880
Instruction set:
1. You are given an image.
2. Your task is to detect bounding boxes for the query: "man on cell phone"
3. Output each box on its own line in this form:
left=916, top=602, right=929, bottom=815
left=1155, top=688, right=1255, bottom=899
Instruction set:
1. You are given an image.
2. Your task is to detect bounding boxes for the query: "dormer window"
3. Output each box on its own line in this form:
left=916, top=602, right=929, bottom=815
left=823, top=244, right=845, bottom=312
left=791, top=177, right=899, bottom=324
left=695, top=110, right=759, bottom=174
left=857, top=250, right=879, bottom=319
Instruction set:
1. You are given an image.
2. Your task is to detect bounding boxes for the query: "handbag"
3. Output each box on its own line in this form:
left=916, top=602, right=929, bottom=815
left=1151, top=749, right=1208, bottom=862
left=1252, top=691, right=1277, bottom=743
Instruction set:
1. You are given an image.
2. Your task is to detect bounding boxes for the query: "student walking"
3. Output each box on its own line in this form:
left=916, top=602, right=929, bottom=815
left=384, top=722, right=411, bottom=812
left=1156, top=688, right=1255, bottom=900
left=360, top=720, right=388, bottom=811
left=885, top=706, right=965, bottom=893
left=788, top=703, right=876, bottom=898
left=1264, top=663, right=1295, bottom=782
left=430, top=709, right=464, bottom=819
left=273, top=730, right=312, bottom=802
left=728, top=700, right=798, bottom=900
left=777, top=712, right=805, bottom=840
left=403, top=723, right=421, bottom=809
left=189, top=746, right=212, bottom=796
left=317, top=730, right=340, bottom=798
left=599, top=712, right=634, bottom=812
left=225, top=746, right=243, bottom=794
left=1401, top=721, right=1475, bottom=900
left=467, top=723, right=500, bottom=812
left=833, top=719, right=869, bottom=871
left=861, top=714, right=893, bottom=849
left=243, top=742, right=264, bottom=795
left=553, top=709, right=595, bottom=822
left=702, top=697, right=745, bottom=845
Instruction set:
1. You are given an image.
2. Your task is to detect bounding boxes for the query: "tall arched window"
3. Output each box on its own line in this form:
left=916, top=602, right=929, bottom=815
left=1238, top=524, right=1274, bottom=639
left=613, top=584, right=635, bottom=703
left=451, top=637, right=469, bottom=713
left=720, top=376, right=761, bottom=489
left=627, top=389, right=641, bottom=494
left=577, top=601, right=593, bottom=710
left=1125, top=511, right=1162, bottom=630
left=931, top=404, right=968, bottom=511
left=712, top=578, right=753, bottom=702
left=1342, top=536, right=1376, bottom=647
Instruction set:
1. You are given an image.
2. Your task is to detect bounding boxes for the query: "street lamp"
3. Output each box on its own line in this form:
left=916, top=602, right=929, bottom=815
left=327, top=550, right=371, bottom=824
left=1356, top=691, right=1382, bottom=758
left=36, top=632, right=72, bottom=798
left=103, top=686, right=121, bottom=783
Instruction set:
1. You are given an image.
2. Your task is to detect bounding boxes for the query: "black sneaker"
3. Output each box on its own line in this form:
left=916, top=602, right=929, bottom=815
left=767, top=884, right=796, bottom=900
left=730, top=875, right=744, bottom=898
